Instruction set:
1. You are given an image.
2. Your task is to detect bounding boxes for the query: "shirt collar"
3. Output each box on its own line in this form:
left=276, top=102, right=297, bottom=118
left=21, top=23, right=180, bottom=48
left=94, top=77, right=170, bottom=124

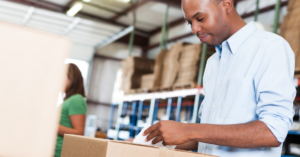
left=215, top=21, right=257, bottom=55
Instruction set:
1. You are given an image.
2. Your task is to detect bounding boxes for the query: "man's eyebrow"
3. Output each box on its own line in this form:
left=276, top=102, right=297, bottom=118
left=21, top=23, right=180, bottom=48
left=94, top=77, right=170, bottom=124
left=192, top=12, right=201, bottom=18
left=184, top=12, right=202, bottom=21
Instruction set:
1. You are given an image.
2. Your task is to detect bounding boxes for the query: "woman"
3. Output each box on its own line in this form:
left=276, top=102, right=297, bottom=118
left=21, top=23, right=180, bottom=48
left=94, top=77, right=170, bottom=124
left=55, top=63, right=87, bottom=157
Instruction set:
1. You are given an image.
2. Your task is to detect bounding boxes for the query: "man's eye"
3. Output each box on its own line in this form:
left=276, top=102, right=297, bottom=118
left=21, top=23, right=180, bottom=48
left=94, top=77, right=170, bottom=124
left=197, top=18, right=204, bottom=22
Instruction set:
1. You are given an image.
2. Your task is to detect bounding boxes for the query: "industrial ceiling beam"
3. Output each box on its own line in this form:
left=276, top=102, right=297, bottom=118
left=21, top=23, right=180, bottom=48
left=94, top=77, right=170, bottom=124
left=109, top=0, right=149, bottom=22
left=150, top=0, right=181, bottom=8
left=241, top=0, right=288, bottom=19
left=5, top=0, right=150, bottom=47
left=6, top=0, right=63, bottom=12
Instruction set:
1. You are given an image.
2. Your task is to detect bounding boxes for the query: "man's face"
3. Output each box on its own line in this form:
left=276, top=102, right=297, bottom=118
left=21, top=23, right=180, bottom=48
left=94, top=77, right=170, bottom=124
left=182, top=0, right=229, bottom=47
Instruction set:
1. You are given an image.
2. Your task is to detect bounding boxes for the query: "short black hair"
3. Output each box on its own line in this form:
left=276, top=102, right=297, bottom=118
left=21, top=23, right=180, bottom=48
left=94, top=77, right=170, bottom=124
left=211, top=0, right=235, bottom=4
left=210, top=0, right=222, bottom=4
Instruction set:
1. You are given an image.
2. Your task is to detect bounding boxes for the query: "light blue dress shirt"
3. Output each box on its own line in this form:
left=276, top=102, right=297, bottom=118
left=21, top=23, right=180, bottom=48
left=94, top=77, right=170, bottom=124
left=197, top=21, right=296, bottom=157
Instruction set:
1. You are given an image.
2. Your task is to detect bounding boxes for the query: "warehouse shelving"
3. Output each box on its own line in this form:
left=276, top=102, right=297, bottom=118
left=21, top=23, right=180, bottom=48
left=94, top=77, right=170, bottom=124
left=289, top=131, right=300, bottom=135
left=107, top=88, right=204, bottom=140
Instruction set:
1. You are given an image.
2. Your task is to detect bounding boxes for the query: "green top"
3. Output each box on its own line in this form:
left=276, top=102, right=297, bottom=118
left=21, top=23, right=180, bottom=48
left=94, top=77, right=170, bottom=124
left=55, top=94, right=87, bottom=157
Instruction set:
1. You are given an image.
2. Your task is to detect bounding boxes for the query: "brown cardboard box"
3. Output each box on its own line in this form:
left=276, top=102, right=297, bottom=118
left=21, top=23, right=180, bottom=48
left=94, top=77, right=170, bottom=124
left=121, top=57, right=155, bottom=92
left=0, top=21, right=70, bottom=157
left=280, top=0, right=300, bottom=71
left=61, top=135, right=217, bottom=157
left=160, top=43, right=183, bottom=88
left=141, top=74, right=155, bottom=89
left=153, top=49, right=168, bottom=88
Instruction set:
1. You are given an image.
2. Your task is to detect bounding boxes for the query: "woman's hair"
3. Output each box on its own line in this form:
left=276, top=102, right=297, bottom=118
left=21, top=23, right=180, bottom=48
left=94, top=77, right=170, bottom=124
left=65, top=63, right=86, bottom=100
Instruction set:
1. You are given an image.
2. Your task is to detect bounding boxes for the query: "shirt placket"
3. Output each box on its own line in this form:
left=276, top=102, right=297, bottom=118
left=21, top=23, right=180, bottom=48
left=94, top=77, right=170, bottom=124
left=204, top=42, right=230, bottom=154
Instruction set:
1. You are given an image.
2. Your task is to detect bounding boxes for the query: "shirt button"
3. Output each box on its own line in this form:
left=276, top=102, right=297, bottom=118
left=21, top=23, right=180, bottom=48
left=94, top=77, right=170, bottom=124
left=217, top=81, right=220, bottom=84
left=219, top=45, right=222, bottom=48
left=212, top=104, right=215, bottom=108
left=202, top=151, right=205, bottom=154
left=223, top=59, right=226, bottom=62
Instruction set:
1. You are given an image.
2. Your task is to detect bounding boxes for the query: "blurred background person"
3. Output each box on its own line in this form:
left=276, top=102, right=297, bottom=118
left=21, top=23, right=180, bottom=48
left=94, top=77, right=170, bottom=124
left=55, top=63, right=87, bottom=157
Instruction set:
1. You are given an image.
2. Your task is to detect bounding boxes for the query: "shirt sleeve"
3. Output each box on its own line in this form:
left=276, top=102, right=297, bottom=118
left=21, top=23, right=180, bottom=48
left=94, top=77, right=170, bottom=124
left=68, top=95, right=87, bottom=116
left=255, top=39, right=296, bottom=143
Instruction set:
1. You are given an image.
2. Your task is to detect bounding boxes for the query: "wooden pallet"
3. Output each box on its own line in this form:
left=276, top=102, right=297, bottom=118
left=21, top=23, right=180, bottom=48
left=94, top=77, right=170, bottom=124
left=135, top=88, right=152, bottom=94
left=173, top=82, right=197, bottom=90
left=124, top=88, right=152, bottom=95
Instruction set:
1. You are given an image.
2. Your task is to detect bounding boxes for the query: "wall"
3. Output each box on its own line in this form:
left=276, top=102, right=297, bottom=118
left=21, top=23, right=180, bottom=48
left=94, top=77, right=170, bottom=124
left=86, top=42, right=142, bottom=131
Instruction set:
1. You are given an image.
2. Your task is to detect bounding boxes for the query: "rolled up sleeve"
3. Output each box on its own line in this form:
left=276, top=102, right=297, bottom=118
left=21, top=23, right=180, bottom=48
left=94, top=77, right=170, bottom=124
left=255, top=39, right=296, bottom=143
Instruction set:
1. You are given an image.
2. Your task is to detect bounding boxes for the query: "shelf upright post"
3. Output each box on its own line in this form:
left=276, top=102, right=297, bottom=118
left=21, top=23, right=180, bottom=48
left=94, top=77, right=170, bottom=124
left=148, top=98, right=156, bottom=125
left=128, top=0, right=136, bottom=56
left=175, top=97, right=183, bottom=122
left=191, top=44, right=207, bottom=123
left=114, top=101, right=124, bottom=140
left=108, top=104, right=116, bottom=131
left=166, top=98, right=173, bottom=120
left=129, top=101, right=138, bottom=138
left=254, top=0, right=260, bottom=21
left=160, top=5, right=169, bottom=50
left=273, top=0, right=281, bottom=34
left=153, top=99, right=160, bottom=123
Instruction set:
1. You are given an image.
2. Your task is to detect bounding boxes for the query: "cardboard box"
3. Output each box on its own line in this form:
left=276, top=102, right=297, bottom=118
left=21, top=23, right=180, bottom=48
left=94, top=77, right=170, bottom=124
left=121, top=57, right=155, bottom=92
left=153, top=49, right=168, bottom=88
left=280, top=0, right=300, bottom=71
left=61, top=135, right=217, bottom=157
left=141, top=74, right=155, bottom=89
left=0, top=21, right=70, bottom=157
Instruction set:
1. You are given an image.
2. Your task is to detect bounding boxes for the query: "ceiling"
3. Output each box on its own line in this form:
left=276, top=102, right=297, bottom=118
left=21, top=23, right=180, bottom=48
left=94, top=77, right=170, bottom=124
left=3, top=0, right=185, bottom=47
left=1, top=0, right=280, bottom=50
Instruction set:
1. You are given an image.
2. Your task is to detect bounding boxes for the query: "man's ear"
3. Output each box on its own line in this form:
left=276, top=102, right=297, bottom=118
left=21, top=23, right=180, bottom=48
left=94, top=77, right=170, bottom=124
left=221, top=0, right=234, bottom=14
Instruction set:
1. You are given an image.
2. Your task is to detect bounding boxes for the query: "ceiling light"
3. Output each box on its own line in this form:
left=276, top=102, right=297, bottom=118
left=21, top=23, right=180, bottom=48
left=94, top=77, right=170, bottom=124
left=66, top=2, right=83, bottom=17
left=83, top=0, right=91, bottom=2
left=116, top=0, right=131, bottom=3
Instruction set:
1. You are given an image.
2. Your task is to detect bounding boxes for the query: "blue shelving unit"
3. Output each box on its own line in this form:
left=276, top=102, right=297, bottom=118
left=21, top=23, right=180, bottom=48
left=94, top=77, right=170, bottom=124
left=288, top=131, right=300, bottom=135
left=108, top=88, right=204, bottom=140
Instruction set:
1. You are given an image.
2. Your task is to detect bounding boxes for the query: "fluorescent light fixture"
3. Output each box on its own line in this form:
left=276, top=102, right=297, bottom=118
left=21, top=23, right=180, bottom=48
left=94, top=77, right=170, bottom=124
left=116, top=0, right=131, bottom=3
left=66, top=2, right=83, bottom=17
left=83, top=0, right=91, bottom=2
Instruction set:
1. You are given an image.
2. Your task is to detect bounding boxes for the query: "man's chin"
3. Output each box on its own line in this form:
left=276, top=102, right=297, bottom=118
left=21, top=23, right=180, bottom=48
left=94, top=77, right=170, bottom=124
left=206, top=43, right=216, bottom=47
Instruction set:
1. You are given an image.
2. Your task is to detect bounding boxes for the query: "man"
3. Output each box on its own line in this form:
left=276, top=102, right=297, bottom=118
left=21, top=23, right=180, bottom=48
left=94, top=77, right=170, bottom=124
left=143, top=0, right=296, bottom=156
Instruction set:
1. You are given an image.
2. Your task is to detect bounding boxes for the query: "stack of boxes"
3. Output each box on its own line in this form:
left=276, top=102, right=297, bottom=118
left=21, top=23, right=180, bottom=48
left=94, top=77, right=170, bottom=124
left=280, top=0, right=300, bottom=72
left=160, top=43, right=184, bottom=89
left=173, top=43, right=202, bottom=89
left=140, top=49, right=168, bottom=90
left=121, top=57, right=155, bottom=92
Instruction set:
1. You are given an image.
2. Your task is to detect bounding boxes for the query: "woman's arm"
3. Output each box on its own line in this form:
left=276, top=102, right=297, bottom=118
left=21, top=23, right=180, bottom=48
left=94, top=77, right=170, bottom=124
left=58, top=114, right=86, bottom=136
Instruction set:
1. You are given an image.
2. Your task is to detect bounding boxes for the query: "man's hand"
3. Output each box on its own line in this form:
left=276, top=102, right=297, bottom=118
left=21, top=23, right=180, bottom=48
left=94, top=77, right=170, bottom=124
left=126, top=138, right=134, bottom=142
left=143, top=120, right=191, bottom=146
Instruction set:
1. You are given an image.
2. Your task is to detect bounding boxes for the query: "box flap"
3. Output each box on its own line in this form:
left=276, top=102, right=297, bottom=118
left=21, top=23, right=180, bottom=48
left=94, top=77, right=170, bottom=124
left=0, top=21, right=70, bottom=157
left=61, top=135, right=108, bottom=157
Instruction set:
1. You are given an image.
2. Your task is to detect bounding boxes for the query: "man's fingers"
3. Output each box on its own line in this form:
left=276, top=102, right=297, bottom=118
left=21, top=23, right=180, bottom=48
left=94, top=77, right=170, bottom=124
left=162, top=141, right=168, bottom=146
left=146, top=129, right=160, bottom=142
left=126, top=138, right=134, bottom=142
left=152, top=135, right=163, bottom=144
left=143, top=123, right=158, bottom=136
